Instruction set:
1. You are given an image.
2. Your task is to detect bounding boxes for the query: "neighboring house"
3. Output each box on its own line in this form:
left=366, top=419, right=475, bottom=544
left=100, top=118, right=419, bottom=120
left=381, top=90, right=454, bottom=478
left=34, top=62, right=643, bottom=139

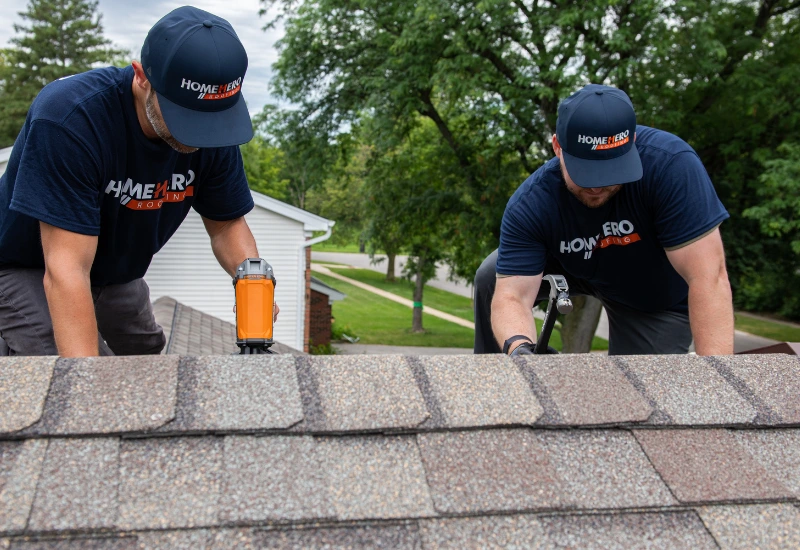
left=145, top=191, right=335, bottom=353
left=309, top=276, right=346, bottom=349
left=2, top=353, right=800, bottom=546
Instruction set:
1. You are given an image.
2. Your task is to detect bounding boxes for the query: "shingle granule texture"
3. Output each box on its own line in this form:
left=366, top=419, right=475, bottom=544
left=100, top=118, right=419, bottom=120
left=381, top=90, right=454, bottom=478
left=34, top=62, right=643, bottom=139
left=418, top=355, right=543, bottom=427
left=254, top=523, right=422, bottom=549
left=169, top=355, right=303, bottom=431
left=634, top=429, right=793, bottom=503
left=519, top=355, right=652, bottom=425
left=419, top=515, right=548, bottom=549
left=417, top=429, right=565, bottom=514
left=117, top=437, right=222, bottom=529
left=310, top=355, right=428, bottom=431
left=136, top=529, right=212, bottom=550
left=713, top=354, right=800, bottom=423
left=539, top=511, right=718, bottom=550
left=697, top=504, right=800, bottom=550
left=731, top=429, right=800, bottom=497
left=219, top=435, right=334, bottom=522
left=617, top=355, right=756, bottom=425
left=39, top=356, right=178, bottom=435
left=8, top=538, right=138, bottom=550
left=28, top=438, right=119, bottom=531
left=319, top=435, right=435, bottom=520
left=535, top=430, right=676, bottom=509
left=0, top=357, right=55, bottom=433
left=0, top=439, right=47, bottom=533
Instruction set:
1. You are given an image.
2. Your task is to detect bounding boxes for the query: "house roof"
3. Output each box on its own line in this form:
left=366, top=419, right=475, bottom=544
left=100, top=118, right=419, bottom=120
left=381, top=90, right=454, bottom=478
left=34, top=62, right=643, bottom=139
left=251, top=191, right=335, bottom=233
left=1, top=352, right=799, bottom=548
left=310, top=276, right=346, bottom=301
left=153, top=296, right=304, bottom=356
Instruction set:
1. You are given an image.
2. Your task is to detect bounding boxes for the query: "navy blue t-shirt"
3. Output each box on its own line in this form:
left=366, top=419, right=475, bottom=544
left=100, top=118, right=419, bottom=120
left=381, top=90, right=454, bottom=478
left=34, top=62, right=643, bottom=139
left=0, top=66, right=254, bottom=286
left=497, top=125, right=729, bottom=313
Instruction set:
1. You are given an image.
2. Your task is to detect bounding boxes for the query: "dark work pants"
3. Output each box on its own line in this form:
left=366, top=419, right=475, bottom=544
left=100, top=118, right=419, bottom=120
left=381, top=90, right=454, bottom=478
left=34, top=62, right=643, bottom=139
left=0, top=267, right=166, bottom=356
left=473, top=250, right=692, bottom=355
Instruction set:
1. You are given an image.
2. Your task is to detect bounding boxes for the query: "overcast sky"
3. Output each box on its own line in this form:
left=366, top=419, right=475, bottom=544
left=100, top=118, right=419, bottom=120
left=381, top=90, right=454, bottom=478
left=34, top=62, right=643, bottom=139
left=0, top=0, right=284, bottom=116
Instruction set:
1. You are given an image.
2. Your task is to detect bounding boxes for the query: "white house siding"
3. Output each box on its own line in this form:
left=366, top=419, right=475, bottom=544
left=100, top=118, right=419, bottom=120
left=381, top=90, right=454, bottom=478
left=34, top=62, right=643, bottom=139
left=0, top=146, right=12, bottom=177
left=145, top=207, right=308, bottom=351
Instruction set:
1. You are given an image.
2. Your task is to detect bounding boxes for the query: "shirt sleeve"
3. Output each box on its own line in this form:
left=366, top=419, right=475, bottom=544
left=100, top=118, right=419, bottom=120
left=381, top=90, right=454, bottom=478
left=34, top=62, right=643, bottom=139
left=192, top=146, right=255, bottom=221
left=496, top=199, right=549, bottom=276
left=651, top=151, right=729, bottom=248
left=9, top=119, right=103, bottom=235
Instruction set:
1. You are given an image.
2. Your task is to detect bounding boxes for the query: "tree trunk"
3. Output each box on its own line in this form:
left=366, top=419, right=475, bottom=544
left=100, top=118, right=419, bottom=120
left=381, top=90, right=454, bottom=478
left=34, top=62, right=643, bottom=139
left=386, top=253, right=396, bottom=282
left=559, top=295, right=603, bottom=353
left=412, top=257, right=425, bottom=333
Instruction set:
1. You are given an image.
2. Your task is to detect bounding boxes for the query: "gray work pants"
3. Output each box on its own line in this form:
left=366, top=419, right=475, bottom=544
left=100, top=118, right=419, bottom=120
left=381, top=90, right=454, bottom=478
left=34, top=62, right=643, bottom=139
left=0, top=267, right=166, bottom=356
left=473, top=250, right=692, bottom=355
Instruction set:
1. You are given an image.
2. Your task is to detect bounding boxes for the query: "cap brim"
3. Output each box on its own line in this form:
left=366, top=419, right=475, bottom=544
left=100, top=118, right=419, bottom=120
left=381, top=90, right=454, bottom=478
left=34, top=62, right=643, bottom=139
left=562, top=144, right=643, bottom=188
left=156, top=91, right=254, bottom=148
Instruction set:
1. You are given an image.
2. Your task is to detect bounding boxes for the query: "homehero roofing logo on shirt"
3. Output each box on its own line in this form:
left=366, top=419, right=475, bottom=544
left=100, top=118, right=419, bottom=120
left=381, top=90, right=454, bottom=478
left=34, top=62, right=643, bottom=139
left=181, top=77, right=242, bottom=100
left=104, top=171, right=195, bottom=211
left=560, top=219, right=641, bottom=260
left=577, top=129, right=630, bottom=151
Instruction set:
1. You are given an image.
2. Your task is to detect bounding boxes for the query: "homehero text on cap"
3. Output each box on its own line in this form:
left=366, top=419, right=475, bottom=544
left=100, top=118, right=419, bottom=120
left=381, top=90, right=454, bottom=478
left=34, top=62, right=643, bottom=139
left=556, top=84, right=643, bottom=189
left=141, top=6, right=254, bottom=149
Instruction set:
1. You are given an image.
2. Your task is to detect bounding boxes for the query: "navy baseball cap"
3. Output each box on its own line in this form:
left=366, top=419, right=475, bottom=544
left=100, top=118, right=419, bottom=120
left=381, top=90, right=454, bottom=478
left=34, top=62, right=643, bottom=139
left=141, top=6, right=253, bottom=148
left=555, top=84, right=642, bottom=188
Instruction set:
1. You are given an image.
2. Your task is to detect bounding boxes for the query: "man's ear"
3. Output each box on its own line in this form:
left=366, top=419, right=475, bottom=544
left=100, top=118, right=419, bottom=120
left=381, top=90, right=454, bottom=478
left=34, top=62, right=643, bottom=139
left=131, top=61, right=150, bottom=92
left=552, top=134, right=562, bottom=157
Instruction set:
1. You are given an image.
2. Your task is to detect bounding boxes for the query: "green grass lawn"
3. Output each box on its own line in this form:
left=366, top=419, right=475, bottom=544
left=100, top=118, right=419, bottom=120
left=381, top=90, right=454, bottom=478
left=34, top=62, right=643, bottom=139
left=327, top=267, right=474, bottom=322
left=313, top=272, right=475, bottom=348
left=734, top=312, right=800, bottom=342
left=311, top=242, right=364, bottom=253
left=317, top=268, right=609, bottom=351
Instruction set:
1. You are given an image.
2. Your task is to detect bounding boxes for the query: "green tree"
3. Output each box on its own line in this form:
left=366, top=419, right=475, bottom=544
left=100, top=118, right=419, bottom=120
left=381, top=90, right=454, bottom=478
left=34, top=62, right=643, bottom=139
left=255, top=106, right=340, bottom=209
left=362, top=118, right=459, bottom=331
left=0, top=0, right=124, bottom=147
left=264, top=0, right=800, bottom=336
left=240, top=136, right=289, bottom=200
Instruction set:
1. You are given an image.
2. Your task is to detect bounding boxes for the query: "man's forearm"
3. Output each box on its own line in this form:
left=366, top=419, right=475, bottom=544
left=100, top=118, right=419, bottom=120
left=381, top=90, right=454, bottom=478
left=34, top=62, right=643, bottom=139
left=688, top=276, right=734, bottom=355
left=208, top=217, right=258, bottom=276
left=43, top=270, right=99, bottom=356
left=491, top=295, right=538, bottom=353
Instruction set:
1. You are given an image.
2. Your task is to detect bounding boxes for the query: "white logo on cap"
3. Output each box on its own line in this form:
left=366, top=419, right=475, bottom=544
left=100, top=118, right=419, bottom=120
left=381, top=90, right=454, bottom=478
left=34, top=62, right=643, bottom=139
left=577, top=130, right=630, bottom=150
left=181, top=77, right=242, bottom=100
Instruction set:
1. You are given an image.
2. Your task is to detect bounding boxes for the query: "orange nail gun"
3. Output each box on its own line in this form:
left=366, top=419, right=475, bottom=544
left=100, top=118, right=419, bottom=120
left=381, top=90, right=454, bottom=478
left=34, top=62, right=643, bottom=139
left=233, top=258, right=276, bottom=354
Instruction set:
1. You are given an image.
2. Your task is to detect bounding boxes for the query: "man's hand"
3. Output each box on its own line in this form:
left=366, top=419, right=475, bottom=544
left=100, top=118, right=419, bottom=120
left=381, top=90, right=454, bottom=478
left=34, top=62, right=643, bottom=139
left=203, top=216, right=280, bottom=324
left=666, top=228, right=734, bottom=355
left=491, top=274, right=542, bottom=354
left=40, top=222, right=99, bottom=356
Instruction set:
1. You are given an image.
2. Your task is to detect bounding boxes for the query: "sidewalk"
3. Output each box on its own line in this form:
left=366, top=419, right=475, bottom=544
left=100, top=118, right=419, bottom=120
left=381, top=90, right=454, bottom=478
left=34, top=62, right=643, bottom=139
left=312, top=264, right=474, bottom=329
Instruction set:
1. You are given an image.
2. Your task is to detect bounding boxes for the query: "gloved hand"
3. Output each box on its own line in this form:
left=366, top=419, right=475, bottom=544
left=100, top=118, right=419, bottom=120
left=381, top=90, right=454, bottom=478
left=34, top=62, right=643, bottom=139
left=510, top=342, right=536, bottom=356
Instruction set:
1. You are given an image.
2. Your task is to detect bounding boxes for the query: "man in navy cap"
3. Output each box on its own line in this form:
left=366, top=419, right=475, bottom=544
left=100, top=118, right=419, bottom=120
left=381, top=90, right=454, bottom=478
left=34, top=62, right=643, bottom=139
left=0, top=6, right=277, bottom=356
left=474, top=84, right=733, bottom=356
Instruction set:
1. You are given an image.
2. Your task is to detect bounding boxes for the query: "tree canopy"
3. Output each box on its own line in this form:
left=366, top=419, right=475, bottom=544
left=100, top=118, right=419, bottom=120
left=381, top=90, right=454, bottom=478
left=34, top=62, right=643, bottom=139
left=264, top=0, right=800, bottom=326
left=0, top=0, right=124, bottom=147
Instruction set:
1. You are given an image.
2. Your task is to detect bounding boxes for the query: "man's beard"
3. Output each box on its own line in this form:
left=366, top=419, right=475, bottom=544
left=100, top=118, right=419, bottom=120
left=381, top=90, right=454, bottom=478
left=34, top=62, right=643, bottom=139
left=145, top=92, right=198, bottom=154
left=560, top=163, right=621, bottom=208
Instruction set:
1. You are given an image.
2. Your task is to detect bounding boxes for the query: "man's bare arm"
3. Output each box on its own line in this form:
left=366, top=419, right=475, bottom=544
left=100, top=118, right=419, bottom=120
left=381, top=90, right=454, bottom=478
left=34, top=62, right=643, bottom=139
left=491, top=273, right=543, bottom=354
left=202, top=215, right=280, bottom=320
left=40, top=222, right=99, bottom=357
left=202, top=216, right=259, bottom=277
left=666, top=228, right=734, bottom=355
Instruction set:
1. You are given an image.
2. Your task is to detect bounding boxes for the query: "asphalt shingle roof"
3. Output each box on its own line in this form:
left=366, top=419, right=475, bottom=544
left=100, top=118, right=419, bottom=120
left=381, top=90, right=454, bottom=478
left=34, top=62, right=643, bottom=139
left=1, top=351, right=799, bottom=548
